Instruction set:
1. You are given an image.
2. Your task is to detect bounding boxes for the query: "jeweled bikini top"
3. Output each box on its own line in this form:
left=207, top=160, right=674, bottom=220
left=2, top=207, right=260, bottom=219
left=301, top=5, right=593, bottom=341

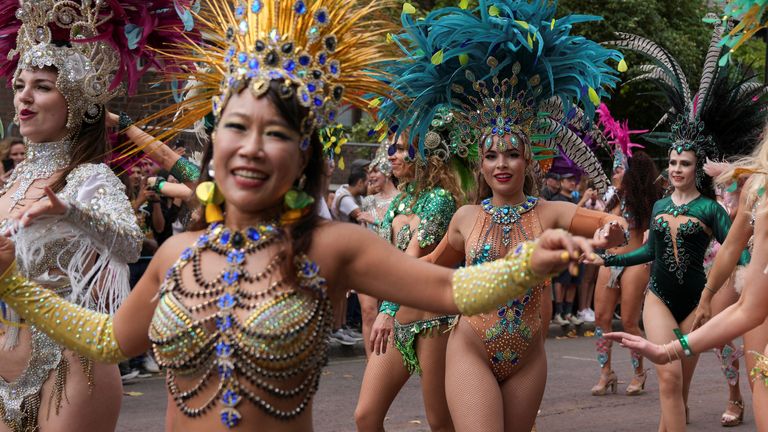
left=149, top=222, right=333, bottom=428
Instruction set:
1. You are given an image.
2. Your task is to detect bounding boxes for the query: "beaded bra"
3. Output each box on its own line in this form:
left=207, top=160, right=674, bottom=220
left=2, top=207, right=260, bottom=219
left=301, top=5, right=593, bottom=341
left=149, top=222, right=333, bottom=427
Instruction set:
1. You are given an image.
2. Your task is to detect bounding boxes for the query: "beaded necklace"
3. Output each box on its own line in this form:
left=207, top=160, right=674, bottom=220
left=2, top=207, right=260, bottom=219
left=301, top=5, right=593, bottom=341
left=0, top=140, right=70, bottom=211
left=480, top=196, right=538, bottom=248
left=152, top=222, right=333, bottom=428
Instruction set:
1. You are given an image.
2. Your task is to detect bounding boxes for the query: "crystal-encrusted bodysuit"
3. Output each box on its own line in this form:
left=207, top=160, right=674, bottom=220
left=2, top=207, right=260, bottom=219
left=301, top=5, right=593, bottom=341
left=605, top=195, right=747, bottom=322
left=464, top=197, right=546, bottom=382
left=0, top=142, right=141, bottom=431
left=149, top=223, right=333, bottom=426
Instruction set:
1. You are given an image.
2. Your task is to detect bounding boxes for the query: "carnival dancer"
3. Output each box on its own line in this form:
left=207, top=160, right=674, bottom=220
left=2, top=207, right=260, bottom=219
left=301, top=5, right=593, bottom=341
left=0, top=0, right=593, bottom=430
left=355, top=109, right=470, bottom=432
left=591, top=105, right=662, bottom=397
left=0, top=0, right=193, bottom=430
left=606, top=134, right=768, bottom=432
left=587, top=18, right=764, bottom=430
left=357, top=144, right=398, bottom=358
left=359, top=2, right=628, bottom=430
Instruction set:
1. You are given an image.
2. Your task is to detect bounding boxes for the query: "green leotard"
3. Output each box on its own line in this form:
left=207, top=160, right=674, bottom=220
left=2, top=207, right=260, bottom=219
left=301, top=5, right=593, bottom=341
left=604, top=195, right=748, bottom=322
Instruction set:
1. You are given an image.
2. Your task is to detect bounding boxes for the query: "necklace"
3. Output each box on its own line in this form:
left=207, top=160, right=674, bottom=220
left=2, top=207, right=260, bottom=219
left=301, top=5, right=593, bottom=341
left=481, top=196, right=538, bottom=247
left=0, top=140, right=70, bottom=210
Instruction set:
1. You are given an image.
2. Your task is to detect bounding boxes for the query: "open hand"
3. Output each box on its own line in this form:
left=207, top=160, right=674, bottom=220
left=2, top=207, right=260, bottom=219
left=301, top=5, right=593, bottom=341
left=604, top=331, right=668, bottom=364
left=691, top=298, right=712, bottom=330
left=593, top=221, right=626, bottom=249
left=18, top=187, right=68, bottom=228
left=370, top=313, right=394, bottom=356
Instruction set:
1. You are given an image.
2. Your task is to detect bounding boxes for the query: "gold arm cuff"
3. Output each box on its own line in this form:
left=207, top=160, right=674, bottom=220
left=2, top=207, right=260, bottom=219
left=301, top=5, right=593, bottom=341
left=452, top=241, right=545, bottom=316
left=0, top=264, right=128, bottom=363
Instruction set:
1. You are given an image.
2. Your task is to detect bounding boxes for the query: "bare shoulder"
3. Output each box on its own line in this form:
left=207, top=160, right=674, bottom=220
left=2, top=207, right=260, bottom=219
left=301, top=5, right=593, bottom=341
left=151, top=230, right=204, bottom=273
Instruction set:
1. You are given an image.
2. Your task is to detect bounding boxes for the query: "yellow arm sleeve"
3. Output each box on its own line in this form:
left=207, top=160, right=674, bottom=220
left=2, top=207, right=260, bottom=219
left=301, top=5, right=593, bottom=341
left=0, top=262, right=128, bottom=363
left=452, top=241, right=546, bottom=316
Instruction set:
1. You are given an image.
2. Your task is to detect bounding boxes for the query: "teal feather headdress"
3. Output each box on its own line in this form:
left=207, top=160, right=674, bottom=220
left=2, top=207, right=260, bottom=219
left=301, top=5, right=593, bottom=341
left=372, top=0, right=624, bottom=193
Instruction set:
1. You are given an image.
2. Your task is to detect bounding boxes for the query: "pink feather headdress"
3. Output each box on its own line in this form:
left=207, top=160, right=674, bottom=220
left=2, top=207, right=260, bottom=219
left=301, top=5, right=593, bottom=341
left=596, top=103, right=647, bottom=172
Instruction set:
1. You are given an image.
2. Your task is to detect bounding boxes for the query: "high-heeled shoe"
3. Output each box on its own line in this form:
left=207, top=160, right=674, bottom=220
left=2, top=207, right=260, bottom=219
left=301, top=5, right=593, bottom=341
left=591, top=370, right=618, bottom=396
left=721, top=399, right=744, bottom=427
left=625, top=370, right=647, bottom=396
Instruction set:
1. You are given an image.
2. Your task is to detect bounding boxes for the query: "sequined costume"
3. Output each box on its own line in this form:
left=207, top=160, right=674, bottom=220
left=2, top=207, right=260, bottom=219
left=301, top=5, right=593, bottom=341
left=465, top=197, right=546, bottom=382
left=604, top=195, right=747, bottom=322
left=0, top=142, right=142, bottom=431
left=378, top=183, right=457, bottom=375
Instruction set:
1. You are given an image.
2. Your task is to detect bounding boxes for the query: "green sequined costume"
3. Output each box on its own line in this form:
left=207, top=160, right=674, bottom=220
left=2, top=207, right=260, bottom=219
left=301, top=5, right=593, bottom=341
left=378, top=183, right=457, bottom=375
left=604, top=195, right=748, bottom=322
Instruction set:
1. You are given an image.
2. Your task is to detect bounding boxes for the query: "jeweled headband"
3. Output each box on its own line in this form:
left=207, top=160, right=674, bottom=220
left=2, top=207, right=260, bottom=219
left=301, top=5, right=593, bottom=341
left=0, top=0, right=194, bottom=131
left=135, top=0, right=396, bottom=152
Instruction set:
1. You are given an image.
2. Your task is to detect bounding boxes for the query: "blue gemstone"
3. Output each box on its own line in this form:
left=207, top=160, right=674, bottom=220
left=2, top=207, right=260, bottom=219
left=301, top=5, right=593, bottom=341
left=294, top=0, right=307, bottom=14
left=302, top=92, right=310, bottom=103
left=223, top=270, right=240, bottom=285
left=218, top=293, right=235, bottom=309
left=227, top=48, right=235, bottom=57
left=300, top=138, right=310, bottom=151
left=313, top=96, right=323, bottom=107
left=329, top=110, right=336, bottom=121
left=235, top=5, right=245, bottom=17
left=165, top=268, right=174, bottom=279
left=227, top=250, right=245, bottom=264
left=248, top=58, right=259, bottom=70
left=222, top=390, right=241, bottom=406
left=317, top=10, right=327, bottom=23
left=216, top=341, right=233, bottom=357
left=216, top=316, right=233, bottom=331
left=318, top=53, right=327, bottom=65
left=218, top=364, right=233, bottom=379
left=299, top=55, right=311, bottom=66
left=307, top=82, right=316, bottom=92
left=250, top=0, right=262, bottom=13
left=284, top=59, right=296, bottom=72
left=180, top=248, right=193, bottom=260
left=330, top=63, right=338, bottom=74
left=246, top=227, right=261, bottom=241
left=492, top=127, right=498, bottom=135
left=220, top=230, right=231, bottom=245
left=196, top=234, right=209, bottom=247
left=237, top=52, right=247, bottom=63
left=220, top=409, right=241, bottom=428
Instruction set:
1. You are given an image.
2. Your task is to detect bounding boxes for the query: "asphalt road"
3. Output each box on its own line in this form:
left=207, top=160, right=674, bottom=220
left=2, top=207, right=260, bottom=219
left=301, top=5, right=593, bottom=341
left=117, top=334, right=754, bottom=431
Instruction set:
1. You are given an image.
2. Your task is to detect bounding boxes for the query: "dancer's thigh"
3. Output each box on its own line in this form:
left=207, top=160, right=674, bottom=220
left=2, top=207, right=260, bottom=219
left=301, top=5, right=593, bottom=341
left=619, top=265, right=649, bottom=332
left=445, top=320, right=503, bottom=432
left=417, top=330, right=453, bottom=431
left=500, top=343, right=546, bottom=432
left=745, top=316, right=768, bottom=391
left=753, top=343, right=768, bottom=431
left=356, top=340, right=411, bottom=427
left=594, top=267, right=619, bottom=328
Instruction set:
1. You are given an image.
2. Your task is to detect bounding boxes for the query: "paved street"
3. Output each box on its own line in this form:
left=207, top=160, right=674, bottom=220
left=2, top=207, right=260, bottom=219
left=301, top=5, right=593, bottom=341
left=117, top=334, right=754, bottom=431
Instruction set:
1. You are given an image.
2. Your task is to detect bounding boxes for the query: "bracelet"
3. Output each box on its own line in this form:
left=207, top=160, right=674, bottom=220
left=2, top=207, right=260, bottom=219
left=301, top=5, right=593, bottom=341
left=704, top=285, right=717, bottom=295
left=663, top=343, right=674, bottom=364
left=118, top=111, right=134, bottom=130
left=153, top=178, right=167, bottom=194
left=673, top=328, right=693, bottom=357
left=379, top=301, right=399, bottom=317
left=169, top=157, right=201, bottom=183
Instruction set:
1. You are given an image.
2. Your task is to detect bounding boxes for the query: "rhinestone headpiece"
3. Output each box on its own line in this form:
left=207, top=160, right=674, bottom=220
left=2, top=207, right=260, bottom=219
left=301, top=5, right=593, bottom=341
left=2, top=0, right=195, bottom=131
left=139, top=0, right=395, bottom=151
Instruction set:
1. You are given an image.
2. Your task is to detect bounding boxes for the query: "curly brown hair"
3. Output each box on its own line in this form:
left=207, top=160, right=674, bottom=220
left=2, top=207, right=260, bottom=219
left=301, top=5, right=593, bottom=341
left=606, top=151, right=662, bottom=231
left=408, top=154, right=466, bottom=206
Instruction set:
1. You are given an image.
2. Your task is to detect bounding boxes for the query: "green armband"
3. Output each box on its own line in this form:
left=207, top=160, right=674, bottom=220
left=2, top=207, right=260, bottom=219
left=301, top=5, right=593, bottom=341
left=0, top=262, right=128, bottom=363
left=452, top=241, right=547, bottom=316
left=379, top=300, right=399, bottom=317
left=169, top=157, right=201, bottom=183
left=673, top=328, right=693, bottom=357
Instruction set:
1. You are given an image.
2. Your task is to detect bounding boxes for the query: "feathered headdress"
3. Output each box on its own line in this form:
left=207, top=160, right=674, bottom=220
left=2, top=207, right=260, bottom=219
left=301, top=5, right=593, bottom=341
left=372, top=0, right=624, bottom=193
left=596, top=103, right=646, bottom=172
left=133, top=0, right=396, bottom=153
left=606, top=15, right=768, bottom=188
left=0, top=0, right=195, bottom=130
left=719, top=0, right=768, bottom=61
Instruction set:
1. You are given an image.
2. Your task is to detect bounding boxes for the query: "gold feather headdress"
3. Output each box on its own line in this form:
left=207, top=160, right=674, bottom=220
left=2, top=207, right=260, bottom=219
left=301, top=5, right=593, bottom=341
left=135, top=0, right=396, bottom=153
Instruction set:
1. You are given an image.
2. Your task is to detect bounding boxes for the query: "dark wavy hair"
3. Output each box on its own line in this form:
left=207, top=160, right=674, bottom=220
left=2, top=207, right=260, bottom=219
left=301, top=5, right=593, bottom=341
left=607, top=151, right=662, bottom=231
left=193, top=80, right=323, bottom=285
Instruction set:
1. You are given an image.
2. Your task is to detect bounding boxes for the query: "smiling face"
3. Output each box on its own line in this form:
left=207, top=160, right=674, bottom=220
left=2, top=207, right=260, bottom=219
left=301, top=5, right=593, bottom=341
left=367, top=167, right=387, bottom=195
left=212, top=90, right=307, bottom=218
left=480, top=135, right=527, bottom=200
left=387, top=138, right=415, bottom=180
left=668, top=150, right=697, bottom=191
left=13, top=68, right=69, bottom=143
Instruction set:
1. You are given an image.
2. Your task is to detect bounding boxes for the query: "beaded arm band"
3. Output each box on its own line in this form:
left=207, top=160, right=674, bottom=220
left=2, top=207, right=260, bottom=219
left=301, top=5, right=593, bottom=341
left=169, top=157, right=201, bottom=183
left=0, top=262, right=128, bottom=363
left=379, top=300, right=399, bottom=317
left=452, top=241, right=548, bottom=316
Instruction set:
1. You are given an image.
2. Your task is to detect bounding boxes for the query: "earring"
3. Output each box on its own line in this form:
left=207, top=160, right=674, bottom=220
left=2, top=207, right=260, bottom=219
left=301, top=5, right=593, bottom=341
left=196, top=181, right=225, bottom=223
left=12, top=112, right=19, bottom=126
left=282, top=174, right=315, bottom=225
